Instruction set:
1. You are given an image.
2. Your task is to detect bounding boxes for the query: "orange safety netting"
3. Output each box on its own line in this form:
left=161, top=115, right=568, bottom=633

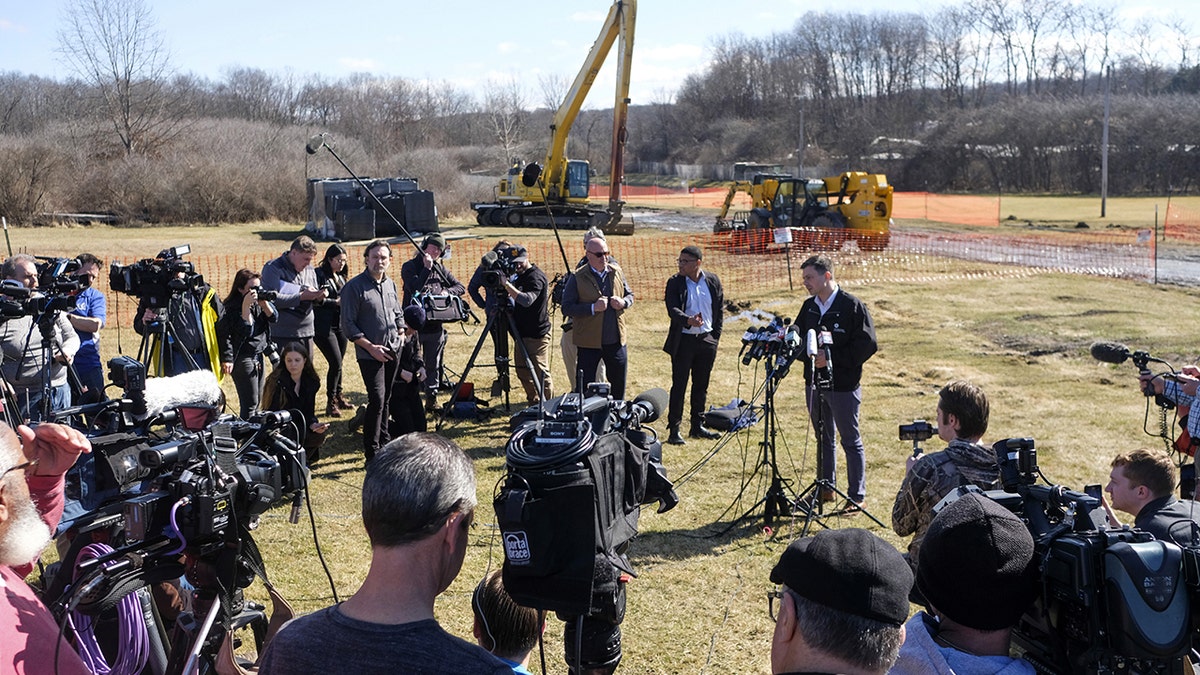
left=1165, top=201, right=1200, bottom=242
left=893, top=192, right=1000, bottom=227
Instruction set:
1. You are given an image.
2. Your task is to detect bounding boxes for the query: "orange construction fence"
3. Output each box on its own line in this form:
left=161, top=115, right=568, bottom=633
left=1165, top=201, right=1200, bottom=242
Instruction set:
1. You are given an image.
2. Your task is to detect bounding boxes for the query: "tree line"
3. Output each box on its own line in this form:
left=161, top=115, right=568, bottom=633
left=0, top=0, right=1195, bottom=225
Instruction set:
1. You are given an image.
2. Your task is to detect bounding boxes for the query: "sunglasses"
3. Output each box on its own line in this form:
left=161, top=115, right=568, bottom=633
left=1, top=458, right=37, bottom=480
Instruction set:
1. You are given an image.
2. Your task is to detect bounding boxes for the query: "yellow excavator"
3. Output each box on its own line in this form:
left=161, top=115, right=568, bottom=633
left=713, top=171, right=894, bottom=251
left=471, top=0, right=635, bottom=234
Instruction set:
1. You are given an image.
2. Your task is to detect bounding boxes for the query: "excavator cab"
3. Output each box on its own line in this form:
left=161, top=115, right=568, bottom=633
left=566, top=159, right=590, bottom=199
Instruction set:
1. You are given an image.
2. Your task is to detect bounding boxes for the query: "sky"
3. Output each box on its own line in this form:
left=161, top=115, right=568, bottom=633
left=0, top=0, right=1190, bottom=108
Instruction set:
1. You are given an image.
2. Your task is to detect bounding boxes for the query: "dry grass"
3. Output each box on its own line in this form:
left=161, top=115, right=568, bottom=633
left=20, top=208, right=1200, bottom=673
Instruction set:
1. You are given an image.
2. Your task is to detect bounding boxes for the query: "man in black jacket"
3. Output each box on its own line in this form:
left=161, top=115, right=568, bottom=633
left=794, top=254, right=877, bottom=510
left=400, top=233, right=465, bottom=412
left=498, top=245, right=552, bottom=405
left=662, top=246, right=723, bottom=445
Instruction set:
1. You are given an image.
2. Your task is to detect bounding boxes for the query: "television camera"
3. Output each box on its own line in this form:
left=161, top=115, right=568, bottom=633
left=942, top=437, right=1198, bottom=674
left=496, top=385, right=677, bottom=673
left=43, top=384, right=310, bottom=675
left=109, top=244, right=204, bottom=307
left=479, top=244, right=524, bottom=293
left=0, top=256, right=92, bottom=319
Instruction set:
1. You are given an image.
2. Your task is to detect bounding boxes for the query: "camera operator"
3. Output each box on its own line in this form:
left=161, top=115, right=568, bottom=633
left=498, top=245, right=553, bottom=406
left=67, top=252, right=106, bottom=404
left=794, top=254, right=877, bottom=511
left=0, top=254, right=80, bottom=420
left=133, top=266, right=227, bottom=379
left=1102, top=448, right=1200, bottom=541
left=261, top=235, right=327, bottom=358
left=401, top=233, right=465, bottom=413
left=472, top=569, right=546, bottom=674
left=1141, top=367, right=1200, bottom=458
left=258, top=433, right=511, bottom=675
left=0, top=421, right=93, bottom=675
left=892, top=381, right=999, bottom=568
left=768, top=529, right=911, bottom=675
left=341, top=240, right=404, bottom=463
left=218, top=269, right=277, bottom=419
left=891, top=492, right=1037, bottom=675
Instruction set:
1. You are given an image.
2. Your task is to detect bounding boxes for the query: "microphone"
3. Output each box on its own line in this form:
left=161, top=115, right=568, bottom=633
left=305, top=133, right=329, bottom=155
left=805, top=328, right=818, bottom=358
left=629, top=388, right=669, bottom=426
left=1090, top=341, right=1132, bottom=364
left=136, top=369, right=224, bottom=421
left=783, top=325, right=802, bottom=353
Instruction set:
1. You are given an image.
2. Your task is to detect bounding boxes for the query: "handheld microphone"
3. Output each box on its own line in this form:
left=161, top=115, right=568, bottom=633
left=805, top=329, right=818, bottom=358
left=1090, top=341, right=1132, bottom=365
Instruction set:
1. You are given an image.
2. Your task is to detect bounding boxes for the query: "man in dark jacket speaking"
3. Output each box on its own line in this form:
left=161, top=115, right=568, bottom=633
left=795, top=254, right=877, bottom=511
left=662, top=245, right=723, bottom=445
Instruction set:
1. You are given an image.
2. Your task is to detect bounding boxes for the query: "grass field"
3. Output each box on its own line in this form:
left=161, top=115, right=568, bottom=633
left=19, top=200, right=1200, bottom=674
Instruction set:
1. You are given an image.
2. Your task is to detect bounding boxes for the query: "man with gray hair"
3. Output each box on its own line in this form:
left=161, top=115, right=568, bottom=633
left=0, top=253, right=80, bottom=420
left=259, top=432, right=511, bottom=674
left=560, top=227, right=607, bottom=390
left=0, top=421, right=93, bottom=674
left=261, top=235, right=327, bottom=357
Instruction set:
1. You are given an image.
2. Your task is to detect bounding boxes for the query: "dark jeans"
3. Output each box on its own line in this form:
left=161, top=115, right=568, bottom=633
left=806, top=385, right=867, bottom=503
left=389, top=382, right=427, bottom=437
left=357, top=357, right=398, bottom=460
left=576, top=343, right=628, bottom=400
left=313, top=326, right=347, bottom=398
left=231, top=355, right=265, bottom=419
left=418, top=327, right=447, bottom=396
left=668, top=333, right=718, bottom=430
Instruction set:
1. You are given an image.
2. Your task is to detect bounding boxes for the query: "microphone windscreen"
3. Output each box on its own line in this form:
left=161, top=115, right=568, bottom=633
left=1090, top=341, right=1131, bottom=364
left=632, top=388, right=669, bottom=422
left=305, top=133, right=326, bottom=155
left=806, top=329, right=818, bottom=357
left=137, top=369, right=224, bottom=420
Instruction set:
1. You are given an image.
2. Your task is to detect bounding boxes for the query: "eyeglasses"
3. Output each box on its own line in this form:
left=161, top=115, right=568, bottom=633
left=1, top=458, right=36, bottom=481
left=676, top=257, right=698, bottom=264
left=587, top=250, right=609, bottom=258
left=767, top=587, right=788, bottom=622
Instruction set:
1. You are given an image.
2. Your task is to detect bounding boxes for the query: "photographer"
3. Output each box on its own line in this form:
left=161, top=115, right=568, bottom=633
left=892, top=381, right=999, bottom=567
left=261, top=235, right=327, bottom=358
left=401, top=233, right=465, bottom=412
left=0, top=421, right=93, bottom=675
left=219, top=269, right=277, bottom=419
left=314, top=244, right=350, bottom=418
left=0, top=254, right=80, bottom=420
left=1103, top=448, right=1200, bottom=541
left=67, top=252, right=106, bottom=404
left=499, top=245, right=553, bottom=405
left=133, top=268, right=227, bottom=379
left=891, top=492, right=1037, bottom=675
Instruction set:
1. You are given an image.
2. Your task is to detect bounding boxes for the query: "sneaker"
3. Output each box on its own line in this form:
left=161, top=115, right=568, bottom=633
left=689, top=426, right=719, bottom=440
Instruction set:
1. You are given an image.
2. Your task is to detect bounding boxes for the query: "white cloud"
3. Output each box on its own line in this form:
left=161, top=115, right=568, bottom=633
left=497, top=41, right=519, bottom=55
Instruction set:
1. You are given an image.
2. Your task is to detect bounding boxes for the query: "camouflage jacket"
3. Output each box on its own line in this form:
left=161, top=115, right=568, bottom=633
left=892, top=439, right=1000, bottom=563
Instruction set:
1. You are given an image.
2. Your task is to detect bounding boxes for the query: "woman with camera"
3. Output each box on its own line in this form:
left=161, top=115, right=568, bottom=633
left=220, top=269, right=277, bottom=419
left=314, top=244, right=350, bottom=418
left=262, top=341, right=329, bottom=464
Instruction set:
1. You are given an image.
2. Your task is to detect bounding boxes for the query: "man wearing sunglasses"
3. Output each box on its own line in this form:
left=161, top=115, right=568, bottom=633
left=561, top=237, right=634, bottom=399
left=0, top=421, right=93, bottom=674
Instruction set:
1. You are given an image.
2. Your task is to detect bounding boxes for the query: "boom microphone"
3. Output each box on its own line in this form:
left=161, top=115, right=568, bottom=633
left=305, top=133, right=329, bottom=155
left=136, top=370, right=224, bottom=421
left=1090, top=341, right=1132, bottom=365
left=629, top=388, right=669, bottom=426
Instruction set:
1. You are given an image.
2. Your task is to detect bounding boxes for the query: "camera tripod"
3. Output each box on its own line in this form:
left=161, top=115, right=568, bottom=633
left=794, top=371, right=885, bottom=536
left=137, top=291, right=202, bottom=377
left=439, top=299, right=545, bottom=427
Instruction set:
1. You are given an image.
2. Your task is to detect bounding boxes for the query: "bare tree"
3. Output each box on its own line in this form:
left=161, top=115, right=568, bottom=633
left=537, top=73, right=570, bottom=112
left=483, top=76, right=527, bottom=167
left=57, top=0, right=189, bottom=155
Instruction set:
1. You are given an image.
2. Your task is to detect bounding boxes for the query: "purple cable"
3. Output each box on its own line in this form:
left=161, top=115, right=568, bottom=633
left=68, top=542, right=150, bottom=675
left=165, top=497, right=190, bottom=556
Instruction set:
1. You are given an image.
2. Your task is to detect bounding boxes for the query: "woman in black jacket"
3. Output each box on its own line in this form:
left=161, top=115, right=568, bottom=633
left=220, top=268, right=276, bottom=419
left=314, top=244, right=350, bottom=417
left=262, top=341, right=329, bottom=464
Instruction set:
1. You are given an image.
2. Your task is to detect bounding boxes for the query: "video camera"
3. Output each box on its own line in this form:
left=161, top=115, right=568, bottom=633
left=950, top=437, right=1197, bottom=674
left=479, top=244, right=522, bottom=293
left=497, top=385, right=676, bottom=673
left=109, top=244, right=204, bottom=307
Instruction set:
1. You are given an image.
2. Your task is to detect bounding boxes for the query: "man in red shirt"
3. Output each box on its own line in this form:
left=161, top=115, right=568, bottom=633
left=0, top=422, right=92, bottom=675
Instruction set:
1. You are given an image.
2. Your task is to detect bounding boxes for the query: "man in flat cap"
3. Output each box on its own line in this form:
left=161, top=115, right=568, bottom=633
left=890, top=491, right=1037, bottom=674
left=401, top=233, right=465, bottom=412
left=663, top=245, right=723, bottom=445
left=769, top=528, right=911, bottom=674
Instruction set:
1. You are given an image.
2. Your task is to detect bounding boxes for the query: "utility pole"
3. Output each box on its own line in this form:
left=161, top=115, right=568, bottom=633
left=1101, top=65, right=1111, bottom=217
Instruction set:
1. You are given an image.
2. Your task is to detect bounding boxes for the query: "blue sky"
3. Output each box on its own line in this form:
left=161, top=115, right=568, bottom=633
left=0, top=0, right=1190, bottom=108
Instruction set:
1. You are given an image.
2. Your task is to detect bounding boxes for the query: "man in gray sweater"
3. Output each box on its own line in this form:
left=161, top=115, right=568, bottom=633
left=340, top=240, right=404, bottom=462
left=261, top=235, right=327, bottom=357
